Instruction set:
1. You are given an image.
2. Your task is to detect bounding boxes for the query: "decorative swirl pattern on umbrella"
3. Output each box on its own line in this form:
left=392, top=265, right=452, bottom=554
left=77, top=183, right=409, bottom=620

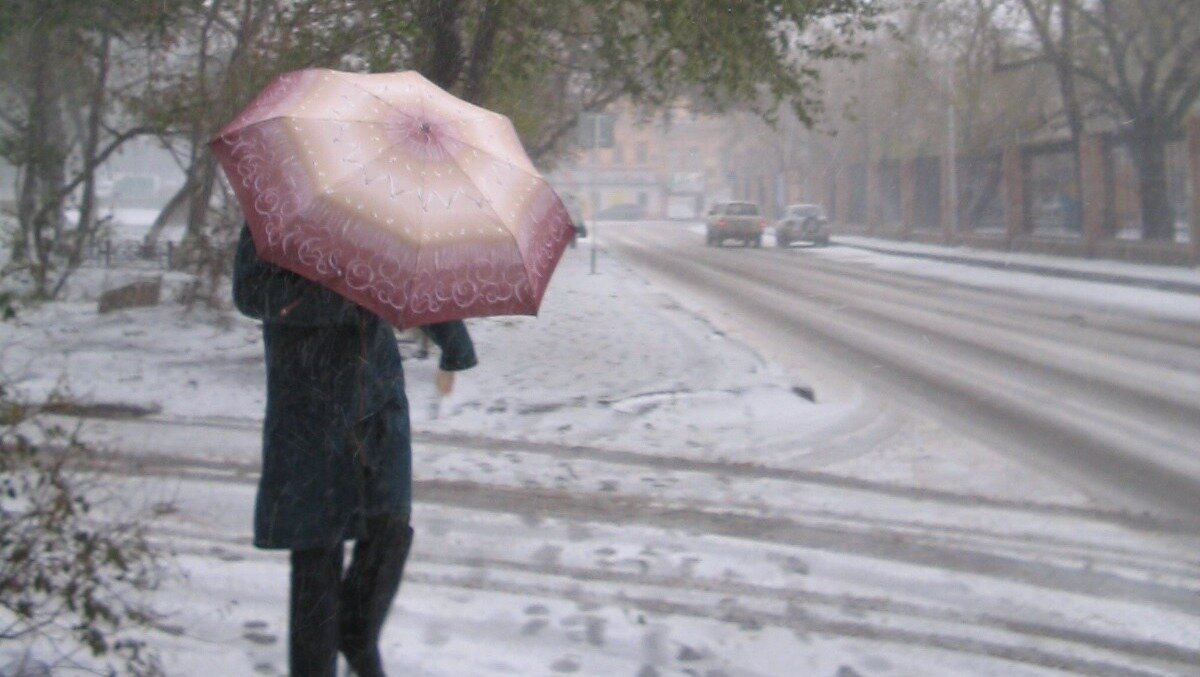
left=211, top=69, right=575, bottom=328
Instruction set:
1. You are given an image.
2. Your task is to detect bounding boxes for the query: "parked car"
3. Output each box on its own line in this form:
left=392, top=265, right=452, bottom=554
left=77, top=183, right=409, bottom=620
left=705, top=201, right=766, bottom=247
left=593, top=203, right=646, bottom=221
left=774, top=203, right=830, bottom=247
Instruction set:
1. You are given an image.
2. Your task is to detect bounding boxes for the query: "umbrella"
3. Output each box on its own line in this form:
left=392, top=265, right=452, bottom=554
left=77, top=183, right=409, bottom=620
left=210, top=68, right=575, bottom=328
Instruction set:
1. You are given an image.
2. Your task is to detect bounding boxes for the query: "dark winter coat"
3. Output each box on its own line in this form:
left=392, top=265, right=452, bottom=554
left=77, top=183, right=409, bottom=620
left=232, top=225, right=476, bottom=550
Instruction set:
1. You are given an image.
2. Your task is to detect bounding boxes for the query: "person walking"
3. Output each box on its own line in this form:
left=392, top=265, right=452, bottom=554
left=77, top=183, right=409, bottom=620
left=232, top=224, right=476, bottom=676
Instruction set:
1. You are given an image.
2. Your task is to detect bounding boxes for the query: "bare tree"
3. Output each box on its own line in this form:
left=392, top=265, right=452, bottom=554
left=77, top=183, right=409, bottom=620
left=1015, top=0, right=1085, bottom=174
left=0, top=1, right=168, bottom=298
left=1015, top=0, right=1200, bottom=239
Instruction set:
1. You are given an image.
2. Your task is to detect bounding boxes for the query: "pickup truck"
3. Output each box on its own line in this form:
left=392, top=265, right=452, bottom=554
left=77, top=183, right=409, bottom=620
left=774, top=203, right=830, bottom=247
left=705, top=201, right=766, bottom=247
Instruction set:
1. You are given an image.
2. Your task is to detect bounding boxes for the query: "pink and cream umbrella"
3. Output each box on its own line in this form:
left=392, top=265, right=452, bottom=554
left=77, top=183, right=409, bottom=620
left=210, top=68, right=575, bottom=328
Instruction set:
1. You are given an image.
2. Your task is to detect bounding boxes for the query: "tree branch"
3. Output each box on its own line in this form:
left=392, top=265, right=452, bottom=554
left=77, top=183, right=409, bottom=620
left=31, top=126, right=156, bottom=230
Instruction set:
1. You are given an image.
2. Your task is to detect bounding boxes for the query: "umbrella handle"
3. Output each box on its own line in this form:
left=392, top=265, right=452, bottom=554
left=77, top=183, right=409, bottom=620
left=278, top=298, right=303, bottom=319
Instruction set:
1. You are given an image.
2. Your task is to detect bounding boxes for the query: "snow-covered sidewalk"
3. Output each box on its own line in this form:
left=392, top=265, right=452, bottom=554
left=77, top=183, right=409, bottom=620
left=6, top=244, right=825, bottom=463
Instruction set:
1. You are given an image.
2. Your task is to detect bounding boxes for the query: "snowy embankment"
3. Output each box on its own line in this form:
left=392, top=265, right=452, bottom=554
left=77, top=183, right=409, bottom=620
left=3, top=241, right=1200, bottom=676
left=826, top=235, right=1200, bottom=323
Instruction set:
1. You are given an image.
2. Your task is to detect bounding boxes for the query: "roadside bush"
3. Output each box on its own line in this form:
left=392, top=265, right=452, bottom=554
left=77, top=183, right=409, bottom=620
left=0, top=299, right=164, bottom=675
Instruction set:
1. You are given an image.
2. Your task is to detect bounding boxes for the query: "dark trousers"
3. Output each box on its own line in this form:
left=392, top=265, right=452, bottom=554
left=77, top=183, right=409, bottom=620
left=289, top=516, right=414, bottom=677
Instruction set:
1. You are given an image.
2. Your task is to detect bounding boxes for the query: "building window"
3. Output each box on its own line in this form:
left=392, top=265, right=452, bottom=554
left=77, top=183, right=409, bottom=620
left=636, top=141, right=648, bottom=166
left=611, top=143, right=625, bottom=165
left=637, top=192, right=648, bottom=208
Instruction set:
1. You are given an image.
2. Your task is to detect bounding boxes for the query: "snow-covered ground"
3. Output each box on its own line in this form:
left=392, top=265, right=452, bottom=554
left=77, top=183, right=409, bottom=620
left=3, top=238, right=1199, bottom=675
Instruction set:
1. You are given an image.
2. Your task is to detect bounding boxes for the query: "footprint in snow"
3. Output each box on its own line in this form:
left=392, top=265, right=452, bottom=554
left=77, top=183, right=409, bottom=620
left=533, top=544, right=562, bottom=566
left=148, top=620, right=186, bottom=639
left=423, top=622, right=450, bottom=646
left=242, top=630, right=277, bottom=645
left=775, top=555, right=810, bottom=575
left=211, top=546, right=244, bottom=562
left=678, top=556, right=701, bottom=578
left=676, top=644, right=706, bottom=662
left=566, top=523, right=592, bottom=541
left=521, top=618, right=549, bottom=636
left=585, top=616, right=607, bottom=647
left=549, top=656, right=581, bottom=673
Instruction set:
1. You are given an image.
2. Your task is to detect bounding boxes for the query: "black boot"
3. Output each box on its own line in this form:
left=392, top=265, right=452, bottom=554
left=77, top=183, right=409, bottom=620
left=290, top=545, right=343, bottom=677
left=340, top=516, right=414, bottom=677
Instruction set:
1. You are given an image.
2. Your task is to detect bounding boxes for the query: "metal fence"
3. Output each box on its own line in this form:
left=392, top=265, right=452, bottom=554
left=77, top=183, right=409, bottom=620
left=877, top=159, right=903, bottom=232
left=846, top=164, right=868, bottom=225
left=913, top=156, right=942, bottom=230
left=1024, top=144, right=1079, bottom=237
left=82, top=238, right=179, bottom=270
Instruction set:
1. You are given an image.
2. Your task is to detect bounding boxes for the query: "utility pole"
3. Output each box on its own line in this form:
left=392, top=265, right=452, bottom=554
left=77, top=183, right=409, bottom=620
left=945, top=62, right=959, bottom=233
left=590, top=112, right=600, bottom=275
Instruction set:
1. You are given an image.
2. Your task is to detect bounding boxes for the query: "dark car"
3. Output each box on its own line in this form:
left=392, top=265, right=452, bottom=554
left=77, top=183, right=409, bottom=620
left=593, top=203, right=646, bottom=221
left=774, top=203, right=830, bottom=247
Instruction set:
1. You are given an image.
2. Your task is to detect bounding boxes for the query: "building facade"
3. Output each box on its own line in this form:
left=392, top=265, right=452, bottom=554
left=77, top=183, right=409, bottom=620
left=549, top=103, right=731, bottom=220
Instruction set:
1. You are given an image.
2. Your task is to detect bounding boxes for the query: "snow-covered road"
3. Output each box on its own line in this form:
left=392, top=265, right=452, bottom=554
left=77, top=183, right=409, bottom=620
left=604, top=222, right=1200, bottom=519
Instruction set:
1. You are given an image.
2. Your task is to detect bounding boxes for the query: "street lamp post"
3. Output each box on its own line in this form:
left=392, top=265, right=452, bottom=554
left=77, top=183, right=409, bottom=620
left=946, top=62, right=959, bottom=234
left=590, top=112, right=600, bottom=275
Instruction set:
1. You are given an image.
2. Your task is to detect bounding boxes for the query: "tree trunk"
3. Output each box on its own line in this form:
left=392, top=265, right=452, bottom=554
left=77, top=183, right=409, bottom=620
left=461, top=1, right=504, bottom=104
left=144, top=177, right=193, bottom=251
left=416, top=0, right=464, bottom=90
left=50, top=32, right=111, bottom=300
left=180, top=156, right=218, bottom=260
left=1131, top=132, right=1175, bottom=240
left=14, top=24, right=67, bottom=296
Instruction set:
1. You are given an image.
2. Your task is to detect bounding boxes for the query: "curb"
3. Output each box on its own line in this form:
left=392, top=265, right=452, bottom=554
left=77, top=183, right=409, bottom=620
left=834, top=240, right=1200, bottom=296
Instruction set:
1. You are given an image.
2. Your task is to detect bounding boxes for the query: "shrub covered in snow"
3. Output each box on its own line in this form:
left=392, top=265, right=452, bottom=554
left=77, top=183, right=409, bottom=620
left=0, top=301, right=166, bottom=675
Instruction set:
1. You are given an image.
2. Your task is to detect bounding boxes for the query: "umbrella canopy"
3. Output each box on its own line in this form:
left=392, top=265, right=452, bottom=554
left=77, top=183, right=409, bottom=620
left=211, top=68, right=575, bottom=328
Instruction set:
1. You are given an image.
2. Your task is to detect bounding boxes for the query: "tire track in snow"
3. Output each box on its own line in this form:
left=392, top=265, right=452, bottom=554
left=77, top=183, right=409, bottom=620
left=66, top=412, right=1196, bottom=535
left=82, top=440, right=1200, bottom=581
left=604, top=226, right=1200, bottom=518
left=90, top=449, right=1200, bottom=619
